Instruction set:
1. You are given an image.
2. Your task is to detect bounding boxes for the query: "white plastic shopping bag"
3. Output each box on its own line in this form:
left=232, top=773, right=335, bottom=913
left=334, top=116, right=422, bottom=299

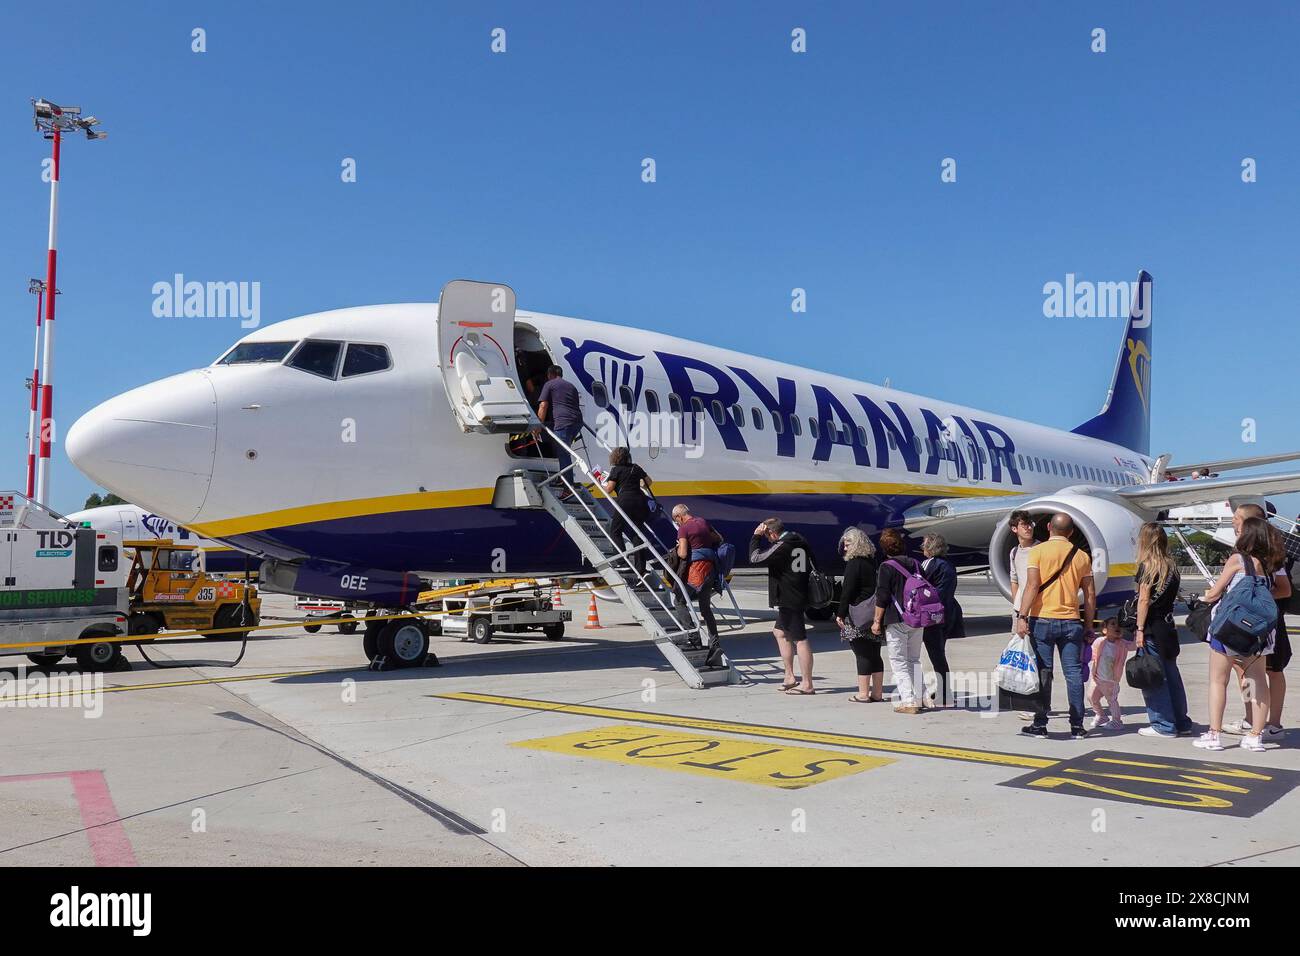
left=994, top=632, right=1039, bottom=696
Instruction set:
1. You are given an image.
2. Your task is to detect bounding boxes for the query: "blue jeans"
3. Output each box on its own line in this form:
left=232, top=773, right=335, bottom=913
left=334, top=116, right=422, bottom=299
left=551, top=422, right=582, bottom=478
left=1140, top=654, right=1192, bottom=735
left=1029, top=617, right=1085, bottom=729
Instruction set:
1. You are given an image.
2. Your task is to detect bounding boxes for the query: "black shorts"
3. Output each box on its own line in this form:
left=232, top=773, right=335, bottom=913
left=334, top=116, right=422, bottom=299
left=1269, top=617, right=1292, bottom=672
left=774, top=607, right=808, bottom=640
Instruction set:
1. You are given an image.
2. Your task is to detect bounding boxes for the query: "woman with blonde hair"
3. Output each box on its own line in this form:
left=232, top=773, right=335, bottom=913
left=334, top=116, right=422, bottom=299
left=836, top=527, right=883, bottom=703
left=1132, top=522, right=1191, bottom=738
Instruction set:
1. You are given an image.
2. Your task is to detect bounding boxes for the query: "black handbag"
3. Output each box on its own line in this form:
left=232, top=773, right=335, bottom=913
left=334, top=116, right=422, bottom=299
left=1125, top=647, right=1165, bottom=690
left=1186, top=599, right=1213, bottom=642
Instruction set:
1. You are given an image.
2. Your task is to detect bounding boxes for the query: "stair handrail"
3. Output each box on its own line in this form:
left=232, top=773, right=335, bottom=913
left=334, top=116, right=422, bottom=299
left=572, top=420, right=677, bottom=553
left=539, top=425, right=706, bottom=642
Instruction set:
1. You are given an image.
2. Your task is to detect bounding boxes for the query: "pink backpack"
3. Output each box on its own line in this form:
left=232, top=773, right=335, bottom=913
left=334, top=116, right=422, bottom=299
left=884, top=559, right=946, bottom=629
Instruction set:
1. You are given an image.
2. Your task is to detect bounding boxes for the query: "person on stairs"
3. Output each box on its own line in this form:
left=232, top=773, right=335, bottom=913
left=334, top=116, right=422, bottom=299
left=603, top=447, right=654, bottom=579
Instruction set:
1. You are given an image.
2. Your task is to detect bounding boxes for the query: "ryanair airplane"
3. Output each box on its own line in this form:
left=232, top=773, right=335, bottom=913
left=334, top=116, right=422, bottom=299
left=66, top=271, right=1300, bottom=609
left=62, top=502, right=249, bottom=574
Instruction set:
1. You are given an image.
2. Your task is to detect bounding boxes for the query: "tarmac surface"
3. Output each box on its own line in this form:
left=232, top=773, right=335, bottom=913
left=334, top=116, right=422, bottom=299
left=2, top=574, right=1297, bottom=867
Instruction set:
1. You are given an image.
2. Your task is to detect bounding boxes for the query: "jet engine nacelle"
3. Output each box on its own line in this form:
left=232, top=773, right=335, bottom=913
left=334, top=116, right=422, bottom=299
left=988, top=491, right=1144, bottom=606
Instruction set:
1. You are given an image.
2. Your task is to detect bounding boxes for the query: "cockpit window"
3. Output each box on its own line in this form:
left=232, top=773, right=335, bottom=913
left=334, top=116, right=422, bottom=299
left=217, top=341, right=295, bottom=365
left=288, top=340, right=343, bottom=379
left=341, top=343, right=392, bottom=377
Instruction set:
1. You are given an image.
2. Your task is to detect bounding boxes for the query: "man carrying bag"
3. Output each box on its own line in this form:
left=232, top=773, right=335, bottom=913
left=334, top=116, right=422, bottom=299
left=1013, top=513, right=1096, bottom=739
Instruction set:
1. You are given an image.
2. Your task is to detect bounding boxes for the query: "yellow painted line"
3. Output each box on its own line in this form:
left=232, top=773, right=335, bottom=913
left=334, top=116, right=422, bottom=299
left=7, top=667, right=344, bottom=703
left=515, top=725, right=892, bottom=789
left=437, top=692, right=1058, bottom=769
left=187, top=480, right=1006, bottom=535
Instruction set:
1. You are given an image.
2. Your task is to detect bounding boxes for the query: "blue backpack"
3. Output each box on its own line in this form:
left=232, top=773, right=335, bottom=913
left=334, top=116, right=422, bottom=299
left=1209, top=552, right=1278, bottom=656
left=715, top=541, right=737, bottom=578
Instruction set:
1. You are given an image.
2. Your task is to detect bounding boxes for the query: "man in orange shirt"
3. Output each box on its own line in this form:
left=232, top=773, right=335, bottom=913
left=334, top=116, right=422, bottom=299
left=1014, top=513, right=1097, bottom=739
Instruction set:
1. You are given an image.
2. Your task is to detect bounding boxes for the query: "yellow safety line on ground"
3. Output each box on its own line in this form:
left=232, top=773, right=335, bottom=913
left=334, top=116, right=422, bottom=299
left=436, top=692, right=1058, bottom=769
left=7, top=667, right=345, bottom=703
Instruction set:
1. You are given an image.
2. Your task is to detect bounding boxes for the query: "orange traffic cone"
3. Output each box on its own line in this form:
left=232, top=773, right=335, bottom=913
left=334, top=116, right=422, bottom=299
left=551, top=585, right=564, bottom=607
left=584, top=592, right=603, bottom=629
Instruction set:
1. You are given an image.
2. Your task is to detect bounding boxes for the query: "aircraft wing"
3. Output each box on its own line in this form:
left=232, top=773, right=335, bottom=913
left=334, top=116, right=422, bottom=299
left=1164, top=450, right=1300, bottom=478
left=1114, top=470, right=1300, bottom=511
left=901, top=492, right=1041, bottom=547
left=902, top=469, right=1300, bottom=550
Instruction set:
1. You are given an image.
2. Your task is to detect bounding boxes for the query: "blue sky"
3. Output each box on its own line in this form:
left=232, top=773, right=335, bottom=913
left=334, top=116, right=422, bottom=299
left=1, top=1, right=1297, bottom=514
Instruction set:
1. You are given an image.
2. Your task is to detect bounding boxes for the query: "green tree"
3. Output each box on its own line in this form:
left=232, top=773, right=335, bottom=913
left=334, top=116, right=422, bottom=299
left=83, top=491, right=127, bottom=509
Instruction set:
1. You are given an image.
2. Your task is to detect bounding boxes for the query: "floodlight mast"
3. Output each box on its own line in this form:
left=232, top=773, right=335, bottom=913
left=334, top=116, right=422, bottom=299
left=30, top=98, right=105, bottom=505
left=25, top=279, right=47, bottom=499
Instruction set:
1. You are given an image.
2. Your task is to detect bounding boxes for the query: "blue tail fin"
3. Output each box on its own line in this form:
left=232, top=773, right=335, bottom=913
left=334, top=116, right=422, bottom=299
left=1071, top=270, right=1152, bottom=455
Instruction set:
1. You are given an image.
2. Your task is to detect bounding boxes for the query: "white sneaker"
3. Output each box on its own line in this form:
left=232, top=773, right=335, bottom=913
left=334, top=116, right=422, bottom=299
left=1193, top=731, right=1224, bottom=751
left=1138, top=726, right=1177, bottom=739
left=1240, top=734, right=1266, bottom=752
left=1232, top=723, right=1284, bottom=738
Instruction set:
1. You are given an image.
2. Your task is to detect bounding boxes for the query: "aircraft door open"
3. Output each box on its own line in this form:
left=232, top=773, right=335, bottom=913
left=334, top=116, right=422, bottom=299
left=437, top=280, right=538, bottom=434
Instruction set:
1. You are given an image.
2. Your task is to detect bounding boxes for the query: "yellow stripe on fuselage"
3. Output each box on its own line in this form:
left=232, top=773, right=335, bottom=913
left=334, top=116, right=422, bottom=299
left=188, top=479, right=1009, bottom=538
left=651, top=479, right=1010, bottom=499
left=190, top=487, right=496, bottom=537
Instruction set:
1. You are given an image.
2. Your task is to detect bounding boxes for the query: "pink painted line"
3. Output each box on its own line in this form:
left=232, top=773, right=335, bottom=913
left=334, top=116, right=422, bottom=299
left=1, top=770, right=137, bottom=866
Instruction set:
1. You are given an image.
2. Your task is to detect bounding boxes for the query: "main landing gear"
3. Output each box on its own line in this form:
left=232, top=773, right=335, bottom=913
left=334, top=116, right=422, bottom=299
left=362, top=613, right=440, bottom=672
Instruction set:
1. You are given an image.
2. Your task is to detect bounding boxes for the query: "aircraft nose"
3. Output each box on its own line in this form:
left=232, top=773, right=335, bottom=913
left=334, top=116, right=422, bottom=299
left=66, top=370, right=217, bottom=524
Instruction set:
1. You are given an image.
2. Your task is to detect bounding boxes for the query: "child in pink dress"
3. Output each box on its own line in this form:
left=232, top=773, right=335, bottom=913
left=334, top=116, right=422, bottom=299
left=1088, top=618, right=1135, bottom=731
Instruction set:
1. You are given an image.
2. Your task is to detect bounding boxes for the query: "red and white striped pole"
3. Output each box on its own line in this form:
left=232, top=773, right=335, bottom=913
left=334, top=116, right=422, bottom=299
left=34, top=125, right=60, bottom=506
left=25, top=280, right=45, bottom=499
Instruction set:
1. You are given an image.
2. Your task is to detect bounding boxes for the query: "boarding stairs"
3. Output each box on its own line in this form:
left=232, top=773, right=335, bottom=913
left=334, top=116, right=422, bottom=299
left=435, top=278, right=737, bottom=688
left=495, top=427, right=737, bottom=688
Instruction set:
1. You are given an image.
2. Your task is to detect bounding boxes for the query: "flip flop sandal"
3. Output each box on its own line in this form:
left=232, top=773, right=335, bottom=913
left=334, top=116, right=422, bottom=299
left=848, top=695, right=872, bottom=703
left=780, top=681, right=798, bottom=692
left=785, top=687, right=815, bottom=695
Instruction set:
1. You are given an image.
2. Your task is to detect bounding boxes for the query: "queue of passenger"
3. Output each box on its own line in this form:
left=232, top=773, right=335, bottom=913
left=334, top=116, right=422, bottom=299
left=595, top=467, right=1290, bottom=750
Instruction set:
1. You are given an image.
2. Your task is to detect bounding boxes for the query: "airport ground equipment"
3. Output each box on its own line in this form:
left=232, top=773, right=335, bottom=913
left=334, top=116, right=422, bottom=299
left=494, top=426, right=737, bottom=688
left=435, top=579, right=572, bottom=644
left=124, top=540, right=261, bottom=639
left=295, top=595, right=362, bottom=633
left=0, top=490, right=130, bottom=670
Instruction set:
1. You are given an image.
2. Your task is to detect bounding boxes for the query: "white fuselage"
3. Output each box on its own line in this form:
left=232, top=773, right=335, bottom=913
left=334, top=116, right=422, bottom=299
left=66, top=304, right=1152, bottom=586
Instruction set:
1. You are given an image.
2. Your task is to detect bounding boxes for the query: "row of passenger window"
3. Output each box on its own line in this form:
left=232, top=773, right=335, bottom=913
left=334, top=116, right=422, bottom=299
left=590, top=381, right=1139, bottom=487
left=217, top=339, right=392, bottom=379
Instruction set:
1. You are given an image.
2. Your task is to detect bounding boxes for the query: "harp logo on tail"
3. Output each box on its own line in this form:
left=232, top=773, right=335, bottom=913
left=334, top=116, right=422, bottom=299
left=1126, top=337, right=1151, bottom=415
